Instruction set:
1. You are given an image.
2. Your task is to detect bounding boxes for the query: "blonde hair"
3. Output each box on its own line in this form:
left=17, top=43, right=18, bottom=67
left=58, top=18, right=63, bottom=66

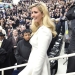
left=29, top=2, right=57, bottom=37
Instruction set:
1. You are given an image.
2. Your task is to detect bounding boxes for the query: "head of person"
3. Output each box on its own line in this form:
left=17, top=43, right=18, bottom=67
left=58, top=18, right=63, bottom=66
left=29, top=1, right=57, bottom=37
left=0, top=31, right=5, bottom=41
left=20, top=25, right=26, bottom=32
left=0, top=26, right=6, bottom=40
left=22, top=29, right=31, bottom=41
left=12, top=29, right=18, bottom=37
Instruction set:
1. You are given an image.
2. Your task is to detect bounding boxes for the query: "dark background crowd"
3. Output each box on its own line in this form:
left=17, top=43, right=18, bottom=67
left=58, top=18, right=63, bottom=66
left=0, top=0, right=73, bottom=38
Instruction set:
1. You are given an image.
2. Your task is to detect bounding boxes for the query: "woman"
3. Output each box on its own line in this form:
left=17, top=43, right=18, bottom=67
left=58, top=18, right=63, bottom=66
left=18, top=2, right=57, bottom=75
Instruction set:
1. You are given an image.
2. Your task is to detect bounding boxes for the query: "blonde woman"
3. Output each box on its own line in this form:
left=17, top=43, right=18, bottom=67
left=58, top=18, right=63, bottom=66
left=18, top=2, right=57, bottom=75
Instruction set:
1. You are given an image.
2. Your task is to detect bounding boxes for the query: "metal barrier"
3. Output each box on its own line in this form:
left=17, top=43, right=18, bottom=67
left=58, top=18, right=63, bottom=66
left=56, top=72, right=75, bottom=75
left=1, top=53, right=75, bottom=75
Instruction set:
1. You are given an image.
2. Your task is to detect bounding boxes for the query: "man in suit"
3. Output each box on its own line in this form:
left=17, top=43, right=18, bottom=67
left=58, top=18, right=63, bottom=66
left=8, top=29, right=22, bottom=66
left=67, top=19, right=75, bottom=73
left=0, top=30, right=13, bottom=75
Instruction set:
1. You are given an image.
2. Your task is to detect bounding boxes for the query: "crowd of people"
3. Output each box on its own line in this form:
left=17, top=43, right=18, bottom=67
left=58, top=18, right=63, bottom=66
left=0, top=0, right=75, bottom=75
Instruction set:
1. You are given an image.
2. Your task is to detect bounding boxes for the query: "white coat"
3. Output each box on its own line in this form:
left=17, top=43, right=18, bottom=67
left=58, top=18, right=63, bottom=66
left=18, top=25, right=52, bottom=75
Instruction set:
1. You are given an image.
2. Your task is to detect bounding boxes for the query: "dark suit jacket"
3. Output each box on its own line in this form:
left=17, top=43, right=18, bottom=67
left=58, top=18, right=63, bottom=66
left=8, top=36, right=22, bottom=49
left=67, top=19, right=75, bottom=73
left=0, top=48, right=7, bottom=64
left=0, top=38, right=13, bottom=75
left=15, top=39, right=32, bottom=64
left=68, top=19, right=75, bottom=53
left=1, top=39, right=12, bottom=57
left=8, top=36, right=23, bottom=66
left=15, top=39, right=32, bottom=71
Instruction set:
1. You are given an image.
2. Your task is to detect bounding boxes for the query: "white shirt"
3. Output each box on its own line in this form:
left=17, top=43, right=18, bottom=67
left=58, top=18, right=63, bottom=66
left=0, top=40, right=3, bottom=47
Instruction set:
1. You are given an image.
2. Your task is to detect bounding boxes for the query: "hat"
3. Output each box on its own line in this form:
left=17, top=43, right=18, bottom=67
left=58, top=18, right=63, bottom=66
left=0, top=32, right=5, bottom=36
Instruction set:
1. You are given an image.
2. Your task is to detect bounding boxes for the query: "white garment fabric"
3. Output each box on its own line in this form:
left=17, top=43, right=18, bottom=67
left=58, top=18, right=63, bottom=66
left=0, top=40, right=3, bottom=47
left=18, top=25, right=52, bottom=75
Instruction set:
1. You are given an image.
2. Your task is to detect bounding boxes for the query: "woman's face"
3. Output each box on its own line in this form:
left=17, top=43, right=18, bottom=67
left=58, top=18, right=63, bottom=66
left=31, top=7, right=43, bottom=25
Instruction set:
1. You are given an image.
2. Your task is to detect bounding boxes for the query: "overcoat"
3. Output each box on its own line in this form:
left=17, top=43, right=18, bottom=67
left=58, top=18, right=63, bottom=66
left=67, top=19, right=75, bottom=73
left=15, top=39, right=32, bottom=71
left=0, top=38, right=13, bottom=75
left=18, top=25, right=52, bottom=75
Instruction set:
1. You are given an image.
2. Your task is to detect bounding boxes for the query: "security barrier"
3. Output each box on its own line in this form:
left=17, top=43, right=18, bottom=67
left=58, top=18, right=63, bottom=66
left=0, top=53, right=75, bottom=75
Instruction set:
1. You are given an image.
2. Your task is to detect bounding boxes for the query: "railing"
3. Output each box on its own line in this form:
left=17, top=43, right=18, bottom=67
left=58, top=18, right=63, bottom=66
left=56, top=72, right=75, bottom=75
left=1, top=53, right=75, bottom=75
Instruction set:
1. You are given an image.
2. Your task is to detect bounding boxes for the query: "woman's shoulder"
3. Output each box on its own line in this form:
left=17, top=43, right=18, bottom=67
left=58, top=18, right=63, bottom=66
left=37, top=25, right=52, bottom=37
left=38, top=25, right=51, bottom=33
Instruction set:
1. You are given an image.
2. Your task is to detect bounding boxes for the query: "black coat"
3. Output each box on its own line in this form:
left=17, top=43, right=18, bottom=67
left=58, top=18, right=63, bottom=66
left=0, top=38, right=13, bottom=75
left=8, top=36, right=22, bottom=51
left=0, top=48, right=7, bottom=64
left=15, top=39, right=32, bottom=71
left=67, top=19, right=75, bottom=73
left=8, top=36, right=23, bottom=66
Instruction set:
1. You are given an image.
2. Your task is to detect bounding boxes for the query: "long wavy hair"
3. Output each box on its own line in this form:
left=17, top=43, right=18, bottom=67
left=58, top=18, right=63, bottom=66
left=29, top=2, right=57, bottom=37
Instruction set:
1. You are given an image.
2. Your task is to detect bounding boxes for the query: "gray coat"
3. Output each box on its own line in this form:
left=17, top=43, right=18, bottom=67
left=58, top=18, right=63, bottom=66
left=15, top=39, right=32, bottom=65
left=15, top=39, right=32, bottom=71
left=68, top=19, right=75, bottom=53
left=67, top=19, right=75, bottom=73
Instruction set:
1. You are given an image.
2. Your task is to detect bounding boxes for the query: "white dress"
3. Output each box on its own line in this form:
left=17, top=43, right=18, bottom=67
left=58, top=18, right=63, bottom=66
left=18, top=25, right=52, bottom=75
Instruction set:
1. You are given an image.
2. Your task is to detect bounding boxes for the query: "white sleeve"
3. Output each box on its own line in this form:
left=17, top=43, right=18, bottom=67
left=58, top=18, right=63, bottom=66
left=32, top=27, right=52, bottom=75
